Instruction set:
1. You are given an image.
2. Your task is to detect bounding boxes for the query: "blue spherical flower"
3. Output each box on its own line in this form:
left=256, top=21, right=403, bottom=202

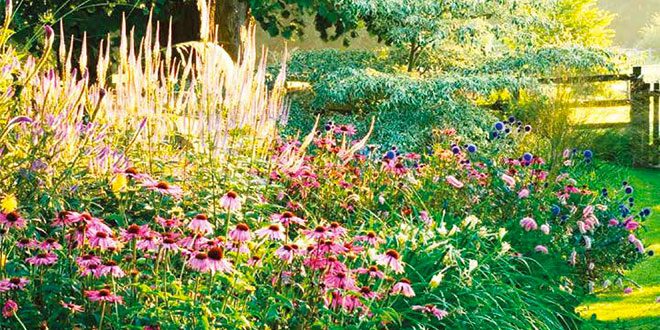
left=583, top=149, right=593, bottom=158
left=467, top=144, right=477, bottom=153
left=551, top=205, right=561, bottom=216
left=494, top=122, right=505, bottom=131
left=384, top=150, right=396, bottom=160
left=560, top=215, right=569, bottom=223
left=625, top=186, right=634, bottom=194
left=642, top=208, right=651, bottom=216
left=508, top=116, right=516, bottom=123
left=451, top=145, right=461, bottom=154
left=491, top=131, right=499, bottom=139
left=522, top=153, right=533, bottom=162
left=504, top=128, right=511, bottom=134
left=524, top=125, right=532, bottom=132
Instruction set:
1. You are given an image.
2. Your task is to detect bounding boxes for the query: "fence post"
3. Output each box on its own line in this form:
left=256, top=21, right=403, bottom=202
left=630, top=66, right=650, bottom=166
left=653, top=82, right=660, bottom=166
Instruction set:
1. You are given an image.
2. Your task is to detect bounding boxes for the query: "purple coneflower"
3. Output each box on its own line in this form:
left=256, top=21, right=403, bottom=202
left=187, top=214, right=214, bottom=235
left=0, top=278, right=29, bottom=292
left=26, top=252, right=58, bottom=266
left=519, top=217, right=537, bottom=231
left=142, top=180, right=183, bottom=199
left=220, top=191, right=242, bottom=211
left=0, top=211, right=26, bottom=229
left=2, top=300, right=18, bottom=318
left=255, top=224, right=285, bottom=241
left=392, top=278, right=415, bottom=297
left=207, top=247, right=233, bottom=274
left=412, top=305, right=448, bottom=320
left=85, top=289, right=123, bottom=304
left=375, top=249, right=405, bottom=274
left=228, top=223, right=251, bottom=242
left=271, top=211, right=305, bottom=226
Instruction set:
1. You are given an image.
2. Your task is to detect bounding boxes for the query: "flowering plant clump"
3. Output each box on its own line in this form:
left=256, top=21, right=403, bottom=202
left=0, top=4, right=649, bottom=329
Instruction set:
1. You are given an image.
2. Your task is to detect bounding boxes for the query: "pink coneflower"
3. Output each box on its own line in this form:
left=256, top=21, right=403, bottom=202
left=275, top=244, right=298, bottom=263
left=625, top=220, right=640, bottom=231
left=608, top=218, right=619, bottom=226
left=0, top=211, right=26, bottom=229
left=87, top=228, right=118, bottom=250
left=98, top=260, right=125, bottom=278
left=535, top=245, right=549, bottom=254
left=623, top=287, right=633, bottom=294
left=156, top=216, right=182, bottom=229
left=255, top=224, right=285, bottom=241
left=329, top=222, right=347, bottom=237
left=122, top=167, right=150, bottom=181
left=304, top=226, right=334, bottom=240
left=39, top=238, right=62, bottom=251
left=0, top=278, right=29, bottom=292
left=384, top=160, right=408, bottom=176
left=2, top=300, right=18, bottom=318
left=16, top=238, right=37, bottom=249
left=220, top=191, right=242, bottom=212
left=271, top=211, right=305, bottom=226
left=247, top=255, right=263, bottom=267
left=445, top=175, right=464, bottom=188
left=632, top=239, right=645, bottom=253
left=343, top=295, right=363, bottom=313
left=137, top=234, right=159, bottom=251
left=324, top=270, right=358, bottom=290
left=178, top=234, right=209, bottom=250
left=375, top=249, right=405, bottom=274
left=26, top=252, right=58, bottom=266
left=85, top=289, right=123, bottom=304
left=76, top=254, right=101, bottom=268
left=333, top=124, right=356, bottom=136
left=357, top=265, right=385, bottom=279
left=354, top=231, right=384, bottom=247
left=501, top=173, right=516, bottom=187
left=60, top=301, right=84, bottom=313
left=188, top=252, right=210, bottom=273
left=412, top=305, right=448, bottom=320
left=207, top=247, right=233, bottom=274
left=120, top=224, right=148, bottom=241
left=52, top=211, right=76, bottom=227
left=187, top=214, right=214, bottom=235
left=518, top=188, right=530, bottom=199
left=80, top=263, right=102, bottom=278
left=540, top=224, right=550, bottom=235
left=142, top=179, right=183, bottom=199
left=419, top=211, right=432, bottom=225
left=228, top=223, right=251, bottom=242
left=519, top=217, right=537, bottom=231
left=160, top=234, right=179, bottom=252
left=315, top=239, right=348, bottom=254
left=359, top=286, right=379, bottom=299
left=392, top=278, right=415, bottom=297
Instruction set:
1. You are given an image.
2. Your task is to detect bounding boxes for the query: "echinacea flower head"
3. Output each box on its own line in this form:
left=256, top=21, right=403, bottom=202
left=85, top=289, right=123, bottom=304
left=2, top=300, right=17, bottom=318
left=534, top=245, right=549, bottom=254
left=0, top=277, right=29, bottom=292
left=324, top=270, right=358, bottom=290
left=354, top=231, right=384, bottom=247
left=412, top=304, right=448, bottom=320
left=228, top=223, right=251, bottom=242
left=445, top=175, right=464, bottom=189
left=255, top=224, right=285, bottom=241
left=187, top=214, right=214, bottom=235
left=26, top=252, right=58, bottom=266
left=0, top=211, right=26, bottom=229
left=142, top=179, right=183, bottom=199
left=271, top=211, right=305, bottom=226
left=207, top=247, right=233, bottom=274
left=519, top=217, right=537, bottom=231
left=120, top=224, right=149, bottom=241
left=375, top=249, right=405, bottom=274
left=188, top=252, right=210, bottom=273
left=60, top=301, right=84, bottom=313
left=99, top=260, right=125, bottom=278
left=392, top=278, right=415, bottom=297
left=220, top=191, right=241, bottom=211
left=303, top=226, right=333, bottom=240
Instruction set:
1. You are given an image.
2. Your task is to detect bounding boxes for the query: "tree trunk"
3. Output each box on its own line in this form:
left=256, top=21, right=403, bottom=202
left=210, top=0, right=249, bottom=60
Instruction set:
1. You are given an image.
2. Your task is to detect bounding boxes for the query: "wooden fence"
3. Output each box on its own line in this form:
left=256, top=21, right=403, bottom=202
left=490, top=66, right=660, bottom=167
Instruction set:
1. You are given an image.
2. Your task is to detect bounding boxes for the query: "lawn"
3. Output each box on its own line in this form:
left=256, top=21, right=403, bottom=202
left=579, top=167, right=660, bottom=329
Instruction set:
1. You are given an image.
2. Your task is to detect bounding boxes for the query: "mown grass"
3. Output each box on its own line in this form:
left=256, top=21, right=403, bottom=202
left=579, top=167, right=660, bottom=329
